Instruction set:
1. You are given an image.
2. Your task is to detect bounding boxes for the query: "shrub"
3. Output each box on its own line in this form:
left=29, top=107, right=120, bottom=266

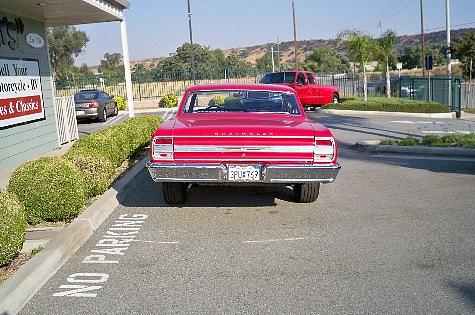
left=68, top=115, right=163, bottom=167
left=8, top=157, right=86, bottom=224
left=212, top=94, right=225, bottom=105
left=114, top=95, right=127, bottom=111
left=421, top=134, right=440, bottom=146
left=159, top=93, right=178, bottom=108
left=0, top=190, right=27, bottom=266
left=397, top=137, right=420, bottom=146
left=65, top=150, right=116, bottom=198
left=379, top=139, right=395, bottom=145
left=326, top=97, right=449, bottom=113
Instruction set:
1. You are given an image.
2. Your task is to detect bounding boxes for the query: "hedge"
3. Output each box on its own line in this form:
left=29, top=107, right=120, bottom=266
left=324, top=97, right=449, bottom=113
left=68, top=115, right=163, bottom=167
left=0, top=190, right=27, bottom=266
left=8, top=157, right=86, bottom=224
left=66, top=150, right=116, bottom=198
left=6, top=115, right=163, bottom=225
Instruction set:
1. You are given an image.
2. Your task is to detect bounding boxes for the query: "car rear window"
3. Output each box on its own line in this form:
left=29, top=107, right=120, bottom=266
left=183, top=90, right=301, bottom=115
left=75, top=92, right=99, bottom=101
left=260, top=72, right=296, bottom=84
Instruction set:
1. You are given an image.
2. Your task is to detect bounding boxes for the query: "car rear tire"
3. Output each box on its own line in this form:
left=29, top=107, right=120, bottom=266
left=101, top=108, right=107, bottom=122
left=113, top=105, right=118, bottom=116
left=293, top=183, right=320, bottom=203
left=162, top=182, right=187, bottom=204
left=332, top=94, right=339, bottom=104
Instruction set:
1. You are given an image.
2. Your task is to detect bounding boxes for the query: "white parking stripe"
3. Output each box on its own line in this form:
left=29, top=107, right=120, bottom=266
left=105, top=113, right=125, bottom=125
left=131, top=240, right=180, bottom=245
left=420, top=130, right=455, bottom=134
left=245, top=237, right=305, bottom=244
left=388, top=120, right=415, bottom=124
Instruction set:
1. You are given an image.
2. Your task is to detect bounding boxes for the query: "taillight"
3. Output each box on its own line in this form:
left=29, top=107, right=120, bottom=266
left=152, top=137, right=173, bottom=160
left=88, top=102, right=99, bottom=108
left=314, top=137, right=335, bottom=162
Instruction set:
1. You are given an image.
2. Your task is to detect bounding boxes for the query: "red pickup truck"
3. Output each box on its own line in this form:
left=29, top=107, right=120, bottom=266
left=260, top=71, right=339, bottom=108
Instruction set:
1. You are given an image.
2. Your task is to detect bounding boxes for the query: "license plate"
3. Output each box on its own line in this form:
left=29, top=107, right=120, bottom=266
left=228, top=165, right=261, bottom=181
left=76, top=110, right=85, bottom=116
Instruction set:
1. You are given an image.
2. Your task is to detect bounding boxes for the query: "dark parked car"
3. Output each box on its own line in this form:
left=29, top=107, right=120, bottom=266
left=74, top=90, right=118, bottom=122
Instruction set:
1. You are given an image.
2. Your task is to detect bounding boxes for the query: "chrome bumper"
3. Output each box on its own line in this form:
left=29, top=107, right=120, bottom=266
left=146, top=162, right=341, bottom=184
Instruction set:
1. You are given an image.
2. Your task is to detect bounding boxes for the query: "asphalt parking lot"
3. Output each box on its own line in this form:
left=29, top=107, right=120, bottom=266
left=20, top=112, right=475, bottom=314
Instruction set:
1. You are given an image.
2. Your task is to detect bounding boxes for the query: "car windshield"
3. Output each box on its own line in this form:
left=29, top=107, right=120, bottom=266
left=75, top=92, right=99, bottom=101
left=259, top=72, right=296, bottom=84
left=182, top=90, right=301, bottom=115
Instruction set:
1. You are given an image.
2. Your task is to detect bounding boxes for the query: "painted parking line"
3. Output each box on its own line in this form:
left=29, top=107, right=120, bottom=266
left=105, top=113, right=126, bottom=125
left=245, top=237, right=305, bottom=244
left=162, top=109, right=177, bottom=121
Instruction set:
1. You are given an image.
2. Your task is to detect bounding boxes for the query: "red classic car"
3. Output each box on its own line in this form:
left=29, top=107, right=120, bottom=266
left=146, top=83, right=341, bottom=204
left=260, top=71, right=339, bottom=108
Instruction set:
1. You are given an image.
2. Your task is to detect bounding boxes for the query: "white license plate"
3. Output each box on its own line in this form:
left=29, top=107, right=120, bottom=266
left=76, top=110, right=85, bottom=116
left=228, top=165, right=261, bottom=181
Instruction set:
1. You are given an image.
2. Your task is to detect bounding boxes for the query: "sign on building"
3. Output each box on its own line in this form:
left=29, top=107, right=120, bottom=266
left=0, top=58, right=44, bottom=128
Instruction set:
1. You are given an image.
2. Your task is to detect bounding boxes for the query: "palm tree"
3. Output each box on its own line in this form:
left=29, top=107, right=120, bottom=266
left=376, top=30, right=397, bottom=98
left=338, top=29, right=376, bottom=101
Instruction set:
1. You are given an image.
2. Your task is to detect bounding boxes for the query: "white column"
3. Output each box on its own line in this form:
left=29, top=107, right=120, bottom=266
left=120, top=19, right=134, bottom=117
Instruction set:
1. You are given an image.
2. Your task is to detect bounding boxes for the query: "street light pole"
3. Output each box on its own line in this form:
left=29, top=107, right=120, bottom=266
left=446, top=0, right=452, bottom=109
left=187, top=0, right=196, bottom=84
left=292, top=0, right=298, bottom=70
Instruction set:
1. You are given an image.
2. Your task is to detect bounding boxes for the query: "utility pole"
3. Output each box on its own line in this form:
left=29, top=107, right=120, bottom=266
left=446, top=0, right=451, bottom=76
left=446, top=0, right=452, bottom=109
left=271, top=44, right=275, bottom=72
left=292, top=0, right=298, bottom=70
left=420, top=0, right=425, bottom=76
left=277, top=36, right=281, bottom=71
left=187, top=0, right=196, bottom=83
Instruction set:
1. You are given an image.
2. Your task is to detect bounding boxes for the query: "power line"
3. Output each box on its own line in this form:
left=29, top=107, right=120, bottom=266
left=425, top=21, right=475, bottom=32
left=362, top=0, right=406, bottom=29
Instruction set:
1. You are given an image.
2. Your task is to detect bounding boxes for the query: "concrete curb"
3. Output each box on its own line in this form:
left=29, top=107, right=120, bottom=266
left=317, top=109, right=456, bottom=119
left=0, top=157, right=148, bottom=314
left=355, top=141, right=475, bottom=157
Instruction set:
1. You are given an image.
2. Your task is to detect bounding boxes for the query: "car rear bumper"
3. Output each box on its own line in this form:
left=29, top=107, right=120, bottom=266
left=76, top=108, right=99, bottom=119
left=146, top=162, right=341, bottom=184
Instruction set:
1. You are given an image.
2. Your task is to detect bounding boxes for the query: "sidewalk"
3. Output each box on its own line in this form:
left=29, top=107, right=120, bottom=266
left=461, top=111, right=475, bottom=122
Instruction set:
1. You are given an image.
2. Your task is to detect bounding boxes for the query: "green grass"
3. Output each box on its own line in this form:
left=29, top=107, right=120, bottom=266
left=31, top=246, right=43, bottom=257
left=325, top=97, right=449, bottom=113
left=379, top=133, right=475, bottom=148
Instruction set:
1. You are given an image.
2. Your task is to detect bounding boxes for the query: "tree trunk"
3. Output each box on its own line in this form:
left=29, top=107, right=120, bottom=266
left=386, top=61, right=391, bottom=98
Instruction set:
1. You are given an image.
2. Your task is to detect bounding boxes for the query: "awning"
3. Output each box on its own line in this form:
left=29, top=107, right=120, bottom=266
left=0, top=0, right=130, bottom=25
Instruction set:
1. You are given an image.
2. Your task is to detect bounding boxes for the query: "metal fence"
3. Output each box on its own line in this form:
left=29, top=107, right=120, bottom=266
left=461, top=83, right=475, bottom=109
left=54, top=69, right=262, bottom=101
left=55, top=70, right=468, bottom=115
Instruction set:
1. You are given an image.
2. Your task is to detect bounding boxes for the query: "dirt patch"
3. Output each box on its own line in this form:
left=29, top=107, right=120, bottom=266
left=0, top=253, right=31, bottom=284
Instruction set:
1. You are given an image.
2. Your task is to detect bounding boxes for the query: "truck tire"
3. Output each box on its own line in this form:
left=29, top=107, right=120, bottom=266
left=162, top=182, right=187, bottom=204
left=332, top=93, right=339, bottom=104
left=293, top=183, right=320, bottom=203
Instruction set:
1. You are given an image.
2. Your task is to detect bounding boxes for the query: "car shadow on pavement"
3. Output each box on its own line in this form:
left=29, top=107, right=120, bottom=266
left=445, top=280, right=475, bottom=309
left=337, top=139, right=475, bottom=175
left=119, top=169, right=295, bottom=208
left=312, top=114, right=423, bottom=140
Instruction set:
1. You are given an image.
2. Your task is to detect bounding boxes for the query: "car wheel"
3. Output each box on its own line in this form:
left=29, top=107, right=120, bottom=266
left=162, top=182, right=187, bottom=204
left=100, top=108, right=107, bottom=122
left=332, top=94, right=339, bottom=104
left=293, top=183, right=320, bottom=203
left=113, top=105, right=118, bottom=116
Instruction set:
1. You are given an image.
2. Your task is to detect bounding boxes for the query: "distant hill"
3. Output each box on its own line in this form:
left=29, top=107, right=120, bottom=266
left=221, top=28, right=475, bottom=65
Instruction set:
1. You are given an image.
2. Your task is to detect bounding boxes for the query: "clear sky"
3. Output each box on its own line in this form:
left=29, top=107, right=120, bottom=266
left=75, top=0, right=475, bottom=66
